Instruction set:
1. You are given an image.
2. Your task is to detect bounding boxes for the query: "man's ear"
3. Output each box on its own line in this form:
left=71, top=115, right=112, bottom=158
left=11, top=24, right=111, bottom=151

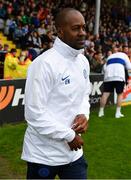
left=57, top=27, right=63, bottom=37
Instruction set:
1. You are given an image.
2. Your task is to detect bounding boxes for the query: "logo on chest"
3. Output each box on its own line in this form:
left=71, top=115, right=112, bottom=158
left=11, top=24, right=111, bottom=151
left=61, top=75, right=70, bottom=85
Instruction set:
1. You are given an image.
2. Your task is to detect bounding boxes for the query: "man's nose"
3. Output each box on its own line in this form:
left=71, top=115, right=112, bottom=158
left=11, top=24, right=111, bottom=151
left=79, top=28, right=86, bottom=36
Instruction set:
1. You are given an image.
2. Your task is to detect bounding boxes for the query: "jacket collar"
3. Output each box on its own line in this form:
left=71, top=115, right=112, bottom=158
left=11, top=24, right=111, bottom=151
left=53, top=37, right=84, bottom=59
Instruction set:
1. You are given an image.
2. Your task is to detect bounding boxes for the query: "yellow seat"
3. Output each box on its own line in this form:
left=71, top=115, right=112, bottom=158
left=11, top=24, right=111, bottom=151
left=0, top=32, right=21, bottom=58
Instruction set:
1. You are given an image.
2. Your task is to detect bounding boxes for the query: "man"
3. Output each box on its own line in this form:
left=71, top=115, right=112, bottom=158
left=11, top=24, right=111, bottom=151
left=90, top=50, right=105, bottom=73
left=16, top=50, right=32, bottom=78
left=4, top=48, right=19, bottom=79
left=21, top=8, right=90, bottom=179
left=98, top=52, right=131, bottom=118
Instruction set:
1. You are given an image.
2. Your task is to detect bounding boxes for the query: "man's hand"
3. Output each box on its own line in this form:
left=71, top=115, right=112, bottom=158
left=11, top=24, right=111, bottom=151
left=72, top=114, right=88, bottom=134
left=68, top=134, right=84, bottom=151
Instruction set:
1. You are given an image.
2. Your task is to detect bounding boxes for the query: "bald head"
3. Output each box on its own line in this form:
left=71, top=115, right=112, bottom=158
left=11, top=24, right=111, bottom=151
left=55, top=8, right=84, bottom=29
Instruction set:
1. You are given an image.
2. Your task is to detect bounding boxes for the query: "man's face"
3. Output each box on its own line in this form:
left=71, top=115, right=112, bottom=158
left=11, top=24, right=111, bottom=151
left=123, top=47, right=129, bottom=54
left=60, top=12, right=86, bottom=50
left=12, top=52, right=16, bottom=56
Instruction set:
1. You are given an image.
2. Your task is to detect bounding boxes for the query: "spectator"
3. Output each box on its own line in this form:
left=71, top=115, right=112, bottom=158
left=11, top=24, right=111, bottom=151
left=90, top=50, right=105, bottom=73
left=8, top=17, right=17, bottom=39
left=27, top=42, right=38, bottom=61
left=3, top=44, right=9, bottom=52
left=41, top=30, right=53, bottom=45
left=27, top=30, right=42, bottom=55
left=17, top=50, right=32, bottom=78
left=0, top=17, right=4, bottom=31
left=38, top=23, right=46, bottom=37
left=0, top=2, right=6, bottom=19
left=4, top=16, right=12, bottom=36
left=123, top=45, right=129, bottom=55
left=4, top=48, right=19, bottom=79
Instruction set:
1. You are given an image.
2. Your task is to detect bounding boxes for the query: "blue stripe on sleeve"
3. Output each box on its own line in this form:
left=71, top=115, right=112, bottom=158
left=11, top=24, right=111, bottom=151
left=107, top=58, right=125, bottom=66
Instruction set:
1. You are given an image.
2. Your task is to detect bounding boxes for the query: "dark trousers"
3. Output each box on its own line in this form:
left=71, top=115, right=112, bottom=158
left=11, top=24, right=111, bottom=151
left=27, top=155, right=88, bottom=179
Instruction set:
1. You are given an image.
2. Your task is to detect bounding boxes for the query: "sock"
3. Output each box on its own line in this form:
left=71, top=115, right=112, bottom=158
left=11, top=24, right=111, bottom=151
left=99, top=107, right=104, bottom=114
left=116, top=107, right=121, bottom=114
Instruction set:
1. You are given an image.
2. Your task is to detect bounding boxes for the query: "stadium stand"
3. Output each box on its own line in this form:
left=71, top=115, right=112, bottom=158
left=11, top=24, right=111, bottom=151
left=0, top=0, right=131, bottom=79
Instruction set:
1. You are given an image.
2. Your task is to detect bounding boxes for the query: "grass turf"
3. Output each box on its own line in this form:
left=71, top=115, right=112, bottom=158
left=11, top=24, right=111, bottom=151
left=0, top=105, right=131, bottom=179
left=0, top=123, right=26, bottom=179
left=83, top=105, right=131, bottom=179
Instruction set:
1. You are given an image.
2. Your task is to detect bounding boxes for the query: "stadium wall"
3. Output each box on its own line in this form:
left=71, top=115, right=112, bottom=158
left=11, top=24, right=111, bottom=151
left=0, top=74, right=114, bottom=125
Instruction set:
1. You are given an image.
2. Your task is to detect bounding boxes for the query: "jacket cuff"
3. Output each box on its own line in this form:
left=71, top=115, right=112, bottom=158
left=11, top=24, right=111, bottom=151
left=85, top=114, right=89, bottom=121
left=65, top=129, right=76, bottom=142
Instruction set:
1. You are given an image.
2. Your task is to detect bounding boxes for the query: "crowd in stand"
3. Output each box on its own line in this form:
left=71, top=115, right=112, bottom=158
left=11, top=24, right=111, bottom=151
left=0, top=0, right=131, bottom=79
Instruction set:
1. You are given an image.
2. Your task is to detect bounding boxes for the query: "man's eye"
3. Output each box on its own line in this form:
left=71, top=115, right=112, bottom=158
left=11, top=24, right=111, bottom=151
left=72, top=27, right=79, bottom=31
left=72, top=26, right=86, bottom=32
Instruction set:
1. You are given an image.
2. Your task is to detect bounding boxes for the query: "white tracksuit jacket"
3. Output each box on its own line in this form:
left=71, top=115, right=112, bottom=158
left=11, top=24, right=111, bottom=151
left=103, top=52, right=131, bottom=82
left=21, top=37, right=90, bottom=165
